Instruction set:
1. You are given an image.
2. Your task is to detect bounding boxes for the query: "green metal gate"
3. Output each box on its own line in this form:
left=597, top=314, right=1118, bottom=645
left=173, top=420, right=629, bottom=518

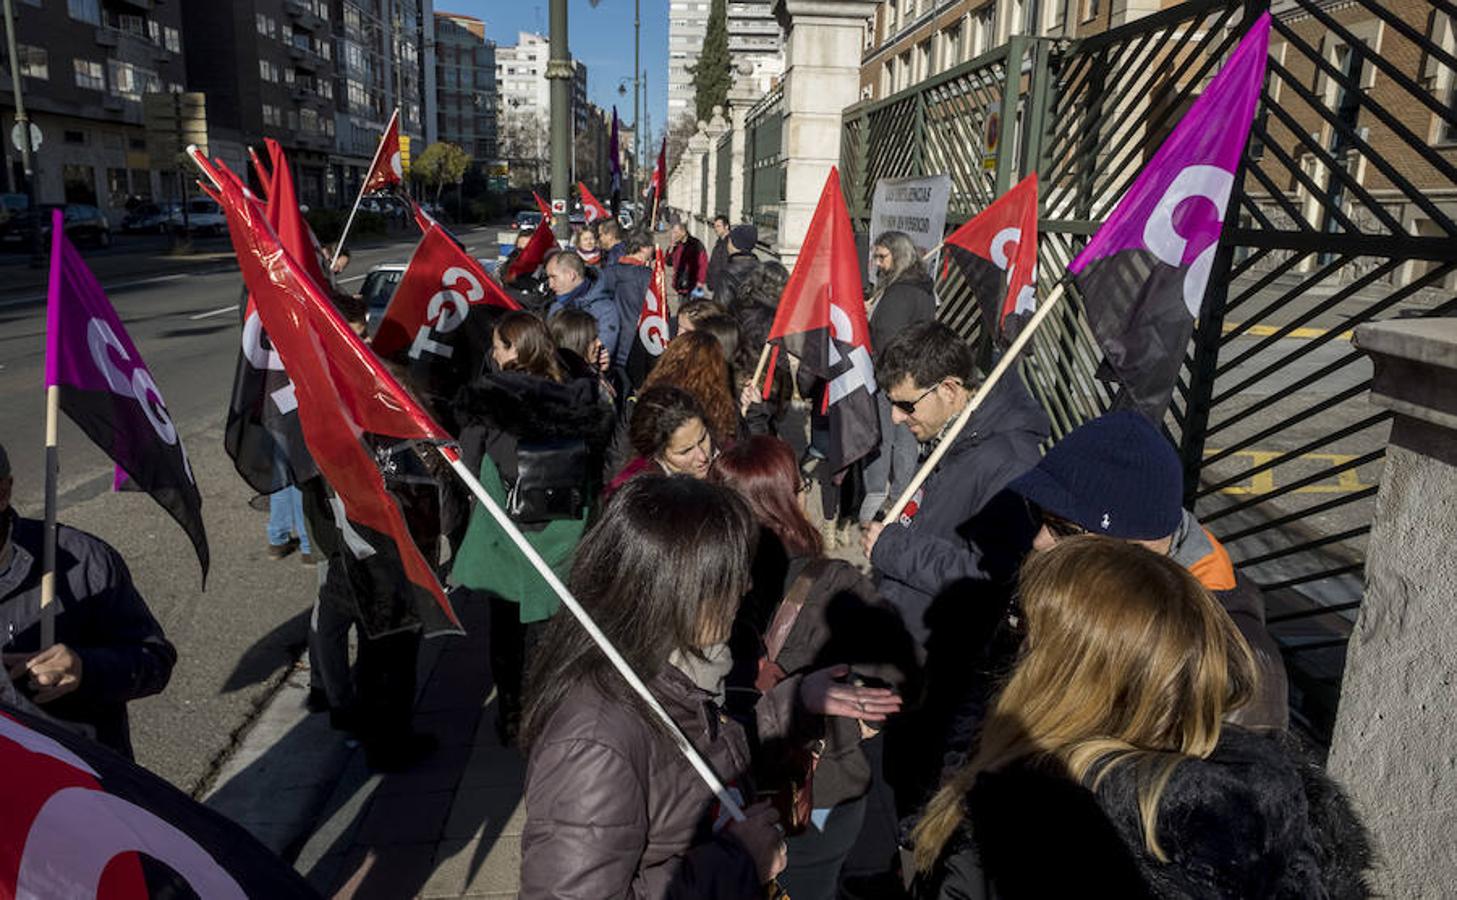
left=841, top=0, right=1457, bottom=740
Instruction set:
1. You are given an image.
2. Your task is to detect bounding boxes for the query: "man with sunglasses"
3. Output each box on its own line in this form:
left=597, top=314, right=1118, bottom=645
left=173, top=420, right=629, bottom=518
left=1006, top=410, right=1289, bottom=730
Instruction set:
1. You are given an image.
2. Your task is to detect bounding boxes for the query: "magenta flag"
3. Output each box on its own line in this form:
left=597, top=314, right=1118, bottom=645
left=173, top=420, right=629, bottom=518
left=609, top=106, right=623, bottom=215
left=1068, top=12, right=1270, bottom=419
left=45, top=210, right=209, bottom=581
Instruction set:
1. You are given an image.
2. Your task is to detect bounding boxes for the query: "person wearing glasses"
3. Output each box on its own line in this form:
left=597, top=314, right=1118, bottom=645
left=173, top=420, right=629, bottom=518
left=858, top=321, right=1049, bottom=828
left=1005, top=410, right=1289, bottom=731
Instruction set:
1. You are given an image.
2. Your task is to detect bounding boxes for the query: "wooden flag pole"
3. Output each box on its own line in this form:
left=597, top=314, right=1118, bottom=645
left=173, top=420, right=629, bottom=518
left=39, top=384, right=58, bottom=649
left=436, top=445, right=747, bottom=824
left=881, top=280, right=1067, bottom=525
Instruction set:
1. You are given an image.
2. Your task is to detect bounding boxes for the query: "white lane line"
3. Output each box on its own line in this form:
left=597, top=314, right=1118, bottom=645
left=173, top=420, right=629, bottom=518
left=189, top=304, right=238, bottom=321
left=0, top=271, right=200, bottom=309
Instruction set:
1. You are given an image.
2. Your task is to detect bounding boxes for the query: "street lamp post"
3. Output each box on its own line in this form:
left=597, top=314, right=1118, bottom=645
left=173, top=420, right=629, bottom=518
left=546, top=0, right=571, bottom=236
left=3, top=0, right=42, bottom=267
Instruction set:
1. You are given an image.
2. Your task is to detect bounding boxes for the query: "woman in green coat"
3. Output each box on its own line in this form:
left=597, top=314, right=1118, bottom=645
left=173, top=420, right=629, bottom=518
left=451, top=312, right=616, bottom=745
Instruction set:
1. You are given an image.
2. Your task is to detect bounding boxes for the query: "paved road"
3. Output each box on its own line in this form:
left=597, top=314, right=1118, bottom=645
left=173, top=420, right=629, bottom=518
left=0, top=225, right=501, bottom=794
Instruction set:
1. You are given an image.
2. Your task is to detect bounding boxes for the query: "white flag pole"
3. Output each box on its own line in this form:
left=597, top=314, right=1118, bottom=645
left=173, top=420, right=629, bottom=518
left=333, top=108, right=399, bottom=269
left=435, top=445, right=747, bottom=823
left=881, top=280, right=1067, bottom=525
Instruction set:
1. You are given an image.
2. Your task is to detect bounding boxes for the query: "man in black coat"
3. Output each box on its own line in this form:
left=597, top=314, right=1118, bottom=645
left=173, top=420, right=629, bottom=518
left=0, top=441, right=177, bottom=759
left=705, top=214, right=731, bottom=295
left=713, top=223, right=762, bottom=310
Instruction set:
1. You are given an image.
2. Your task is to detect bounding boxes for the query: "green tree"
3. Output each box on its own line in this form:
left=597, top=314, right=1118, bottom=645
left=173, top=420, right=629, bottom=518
left=410, top=142, right=472, bottom=203
left=689, top=0, right=730, bottom=124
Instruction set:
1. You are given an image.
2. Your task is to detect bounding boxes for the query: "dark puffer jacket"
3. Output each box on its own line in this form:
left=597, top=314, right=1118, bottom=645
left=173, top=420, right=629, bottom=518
left=917, top=728, right=1374, bottom=900
left=520, top=664, right=810, bottom=899
left=868, top=269, right=937, bottom=353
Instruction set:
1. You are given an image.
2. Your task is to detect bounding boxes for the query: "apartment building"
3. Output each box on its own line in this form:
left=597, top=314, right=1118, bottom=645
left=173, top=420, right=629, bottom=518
left=729, top=2, right=783, bottom=96
left=434, top=12, right=496, bottom=163
left=0, top=0, right=189, bottom=217
left=667, top=0, right=712, bottom=123
left=495, top=31, right=588, bottom=180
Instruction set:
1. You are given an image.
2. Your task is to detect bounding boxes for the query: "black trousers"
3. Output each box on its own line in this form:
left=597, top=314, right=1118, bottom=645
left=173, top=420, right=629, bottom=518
left=487, top=594, right=545, bottom=730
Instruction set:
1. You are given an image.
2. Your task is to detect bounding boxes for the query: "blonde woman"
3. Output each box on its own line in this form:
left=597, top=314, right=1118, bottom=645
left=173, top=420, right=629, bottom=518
left=911, top=537, right=1372, bottom=899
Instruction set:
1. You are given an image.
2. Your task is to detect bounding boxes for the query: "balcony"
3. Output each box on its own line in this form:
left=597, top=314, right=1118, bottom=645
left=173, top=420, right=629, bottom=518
left=284, top=0, right=327, bottom=31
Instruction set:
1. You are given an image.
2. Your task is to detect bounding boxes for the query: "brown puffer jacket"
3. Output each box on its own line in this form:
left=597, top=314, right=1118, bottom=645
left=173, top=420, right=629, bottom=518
left=521, top=664, right=807, bottom=899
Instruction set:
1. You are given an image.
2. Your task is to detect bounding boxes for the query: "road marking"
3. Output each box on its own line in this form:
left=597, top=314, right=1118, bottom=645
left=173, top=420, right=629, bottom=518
left=188, top=304, right=238, bottom=320
left=1223, top=322, right=1354, bottom=341
left=1205, top=449, right=1375, bottom=495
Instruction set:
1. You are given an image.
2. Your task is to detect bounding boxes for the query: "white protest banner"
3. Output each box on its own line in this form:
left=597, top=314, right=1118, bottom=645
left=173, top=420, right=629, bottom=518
left=867, top=174, right=951, bottom=284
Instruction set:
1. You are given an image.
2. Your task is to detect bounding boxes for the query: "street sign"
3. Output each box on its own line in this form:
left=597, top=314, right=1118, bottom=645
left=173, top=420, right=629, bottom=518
left=551, top=199, right=567, bottom=215
left=9, top=122, right=41, bottom=153
left=982, top=111, right=1000, bottom=172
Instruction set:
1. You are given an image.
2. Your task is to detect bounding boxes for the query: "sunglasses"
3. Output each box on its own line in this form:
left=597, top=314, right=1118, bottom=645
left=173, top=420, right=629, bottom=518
left=1026, top=500, right=1087, bottom=539
left=890, top=382, right=943, bottom=416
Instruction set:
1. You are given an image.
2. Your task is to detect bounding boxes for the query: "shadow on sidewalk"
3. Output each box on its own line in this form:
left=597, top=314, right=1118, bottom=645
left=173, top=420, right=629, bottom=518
left=294, top=597, right=527, bottom=899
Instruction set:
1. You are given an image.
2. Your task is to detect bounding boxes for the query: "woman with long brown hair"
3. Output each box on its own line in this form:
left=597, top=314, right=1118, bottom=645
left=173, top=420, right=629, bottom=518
left=911, top=536, right=1371, bottom=899
left=710, top=436, right=917, bottom=900
left=641, top=329, right=741, bottom=448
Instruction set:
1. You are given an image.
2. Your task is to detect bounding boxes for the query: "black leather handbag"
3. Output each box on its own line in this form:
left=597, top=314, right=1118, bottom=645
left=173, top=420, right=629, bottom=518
left=506, top=438, right=591, bottom=524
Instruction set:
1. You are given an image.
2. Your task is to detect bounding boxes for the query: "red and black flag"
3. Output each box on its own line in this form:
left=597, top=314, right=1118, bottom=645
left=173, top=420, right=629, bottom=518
left=0, top=704, right=317, bottom=898
left=223, top=141, right=321, bottom=494
left=1068, top=13, right=1270, bottom=420
left=943, top=172, right=1039, bottom=345
left=765, top=168, right=879, bottom=471
left=373, top=224, right=521, bottom=426
left=362, top=107, right=405, bottom=195
left=506, top=196, right=558, bottom=283
left=626, top=247, right=671, bottom=388
left=44, top=211, right=210, bottom=582
left=578, top=182, right=609, bottom=225
left=196, top=150, right=463, bottom=638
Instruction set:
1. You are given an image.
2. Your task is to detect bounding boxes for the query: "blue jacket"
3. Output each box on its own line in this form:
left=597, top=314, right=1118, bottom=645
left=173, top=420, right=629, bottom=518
left=606, top=260, right=654, bottom=368
left=548, top=270, right=621, bottom=363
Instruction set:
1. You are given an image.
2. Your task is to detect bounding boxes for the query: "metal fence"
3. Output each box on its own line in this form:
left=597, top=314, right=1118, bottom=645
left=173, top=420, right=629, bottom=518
left=745, top=85, right=786, bottom=245
left=840, top=0, right=1457, bottom=740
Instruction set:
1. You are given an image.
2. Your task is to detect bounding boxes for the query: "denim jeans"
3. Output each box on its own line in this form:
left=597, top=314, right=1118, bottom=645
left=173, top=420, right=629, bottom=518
left=267, top=485, right=312, bottom=554
left=859, top=393, right=921, bottom=523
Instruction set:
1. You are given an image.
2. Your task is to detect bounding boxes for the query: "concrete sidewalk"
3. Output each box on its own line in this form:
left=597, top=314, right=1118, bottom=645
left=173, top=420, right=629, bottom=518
left=207, top=596, right=526, bottom=899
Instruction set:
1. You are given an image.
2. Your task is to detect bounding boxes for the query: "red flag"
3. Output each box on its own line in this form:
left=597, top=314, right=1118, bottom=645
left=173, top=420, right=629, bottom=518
left=942, top=172, right=1039, bottom=343
left=408, top=196, right=438, bottom=234
left=651, top=136, right=667, bottom=197
left=532, top=191, right=552, bottom=218
left=248, top=146, right=275, bottom=208
left=194, top=151, right=463, bottom=637
left=264, top=139, right=329, bottom=290
left=374, top=224, right=521, bottom=359
left=505, top=219, right=556, bottom=283
left=578, top=182, right=609, bottom=224
left=362, top=108, right=404, bottom=194
left=0, top=705, right=319, bottom=898
left=766, top=168, right=879, bottom=470
left=626, top=247, right=670, bottom=386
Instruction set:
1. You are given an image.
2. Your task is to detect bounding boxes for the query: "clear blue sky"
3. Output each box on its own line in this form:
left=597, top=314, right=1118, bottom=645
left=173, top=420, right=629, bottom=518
left=451, top=1, right=670, bottom=143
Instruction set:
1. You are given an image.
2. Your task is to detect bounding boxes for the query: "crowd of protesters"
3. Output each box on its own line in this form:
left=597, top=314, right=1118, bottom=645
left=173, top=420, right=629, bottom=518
left=292, top=209, right=1371, bottom=899
left=3, top=200, right=1378, bottom=897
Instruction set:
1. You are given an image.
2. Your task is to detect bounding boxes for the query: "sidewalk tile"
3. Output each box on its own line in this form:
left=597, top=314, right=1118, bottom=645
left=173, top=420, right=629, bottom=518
left=442, top=787, right=526, bottom=840
left=458, top=745, right=525, bottom=789
left=332, top=842, right=437, bottom=900
left=372, top=744, right=472, bottom=797
left=421, top=835, right=522, bottom=898
left=354, top=789, right=455, bottom=845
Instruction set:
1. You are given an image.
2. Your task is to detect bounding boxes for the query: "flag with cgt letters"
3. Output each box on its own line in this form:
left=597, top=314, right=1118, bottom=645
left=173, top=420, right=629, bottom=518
left=45, top=209, right=209, bottom=582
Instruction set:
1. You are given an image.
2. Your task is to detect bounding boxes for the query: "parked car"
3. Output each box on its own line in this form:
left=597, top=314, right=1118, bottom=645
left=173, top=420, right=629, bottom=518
left=167, top=198, right=227, bottom=236
left=512, top=210, right=543, bottom=231
left=0, top=203, right=112, bottom=247
left=361, top=257, right=502, bottom=337
left=360, top=196, right=409, bottom=220
left=121, top=202, right=176, bottom=233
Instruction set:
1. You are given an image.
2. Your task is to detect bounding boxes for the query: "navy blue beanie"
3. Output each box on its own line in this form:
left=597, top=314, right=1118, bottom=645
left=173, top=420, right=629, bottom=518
left=1007, top=411, right=1183, bottom=540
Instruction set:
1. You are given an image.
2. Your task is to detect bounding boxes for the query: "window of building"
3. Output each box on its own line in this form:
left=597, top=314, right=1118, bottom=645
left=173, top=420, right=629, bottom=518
left=283, top=66, right=296, bottom=84
left=15, top=44, right=47, bottom=80
left=262, top=104, right=281, bottom=126
left=165, top=26, right=181, bottom=52
left=107, top=168, right=129, bottom=207
left=67, top=0, right=99, bottom=25
left=130, top=169, right=151, bottom=200
left=73, top=58, right=104, bottom=91
left=1081, top=0, right=1100, bottom=23
left=944, top=24, right=963, bottom=69
left=109, top=60, right=158, bottom=100
left=64, top=129, right=87, bottom=145
left=259, top=59, right=276, bottom=82
left=916, top=39, right=931, bottom=81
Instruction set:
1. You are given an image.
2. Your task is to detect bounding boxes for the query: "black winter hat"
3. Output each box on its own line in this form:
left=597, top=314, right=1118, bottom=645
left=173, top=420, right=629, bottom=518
left=1007, top=410, right=1183, bottom=540
left=728, top=223, right=758, bottom=252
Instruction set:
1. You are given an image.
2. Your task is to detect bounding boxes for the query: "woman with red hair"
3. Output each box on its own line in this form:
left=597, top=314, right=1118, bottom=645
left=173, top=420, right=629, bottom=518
left=642, top=330, right=741, bottom=448
left=710, top=436, right=919, bottom=900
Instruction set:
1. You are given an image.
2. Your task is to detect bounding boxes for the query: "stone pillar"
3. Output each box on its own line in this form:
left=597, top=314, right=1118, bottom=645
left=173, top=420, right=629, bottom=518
left=726, top=70, right=759, bottom=227
left=773, top=0, right=877, bottom=268
left=684, top=123, right=711, bottom=224
left=1328, top=318, right=1457, bottom=897
left=701, top=106, right=729, bottom=238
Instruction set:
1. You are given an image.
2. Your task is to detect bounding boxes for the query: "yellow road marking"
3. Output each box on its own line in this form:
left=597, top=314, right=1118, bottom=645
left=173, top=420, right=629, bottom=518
left=1222, top=322, right=1354, bottom=340
left=1204, top=449, right=1374, bottom=495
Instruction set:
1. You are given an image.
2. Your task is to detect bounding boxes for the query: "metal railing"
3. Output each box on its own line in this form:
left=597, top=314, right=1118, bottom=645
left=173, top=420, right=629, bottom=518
left=744, top=85, right=785, bottom=244
left=837, top=0, right=1457, bottom=741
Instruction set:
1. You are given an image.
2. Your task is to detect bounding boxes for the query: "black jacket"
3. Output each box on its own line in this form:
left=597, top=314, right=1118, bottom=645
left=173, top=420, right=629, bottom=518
left=713, top=251, right=761, bottom=310
left=706, top=235, right=730, bottom=294
left=869, top=270, right=937, bottom=353
left=869, top=376, right=1049, bottom=648
left=918, top=729, right=1374, bottom=900
left=0, top=511, right=176, bottom=758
